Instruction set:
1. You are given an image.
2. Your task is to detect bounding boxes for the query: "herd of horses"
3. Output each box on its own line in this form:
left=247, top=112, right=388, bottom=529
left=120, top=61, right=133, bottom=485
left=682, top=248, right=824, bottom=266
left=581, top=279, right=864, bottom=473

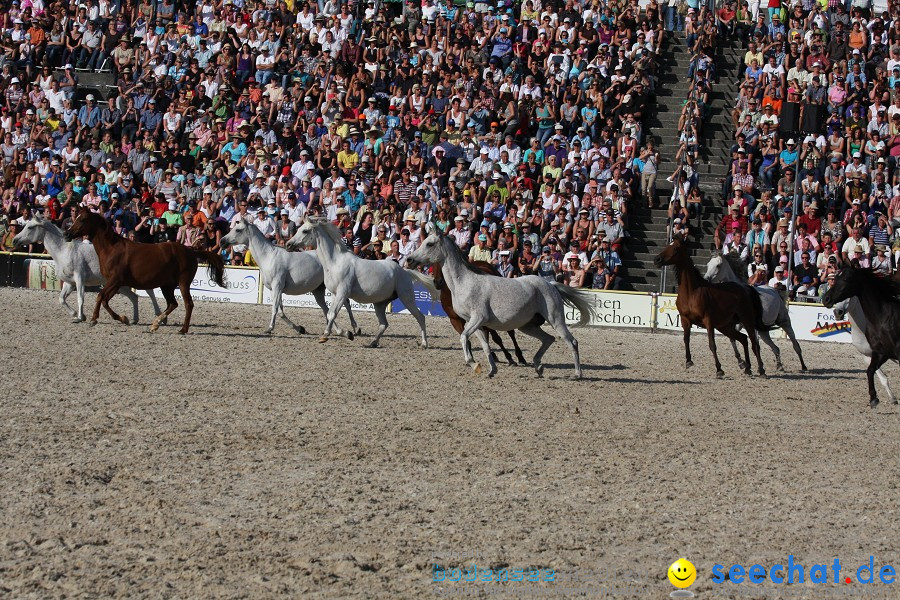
left=12, top=209, right=900, bottom=406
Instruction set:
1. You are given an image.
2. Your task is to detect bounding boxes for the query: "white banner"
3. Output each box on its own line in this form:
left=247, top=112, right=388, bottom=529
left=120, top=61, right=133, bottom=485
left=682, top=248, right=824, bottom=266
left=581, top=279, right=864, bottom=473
left=784, top=303, right=852, bottom=343
left=261, top=286, right=376, bottom=312
left=654, top=294, right=708, bottom=332
left=25, top=258, right=64, bottom=291
left=135, top=266, right=261, bottom=304
left=565, top=290, right=656, bottom=328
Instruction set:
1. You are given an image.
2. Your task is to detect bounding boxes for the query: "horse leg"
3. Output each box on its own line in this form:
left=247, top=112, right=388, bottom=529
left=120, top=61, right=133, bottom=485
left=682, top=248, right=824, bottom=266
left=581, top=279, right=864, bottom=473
left=72, top=274, right=86, bottom=322
left=397, top=285, right=428, bottom=348
left=266, top=284, right=282, bottom=333
left=745, top=324, right=766, bottom=378
left=518, top=323, right=556, bottom=378
left=459, top=318, right=486, bottom=373
left=119, top=287, right=140, bottom=325
left=321, top=287, right=349, bottom=342
left=757, top=328, right=783, bottom=371
left=59, top=281, right=78, bottom=320
left=682, top=319, right=693, bottom=369
left=705, top=321, right=725, bottom=378
left=867, top=353, right=890, bottom=409
left=369, top=301, right=390, bottom=348
left=178, top=280, right=194, bottom=334
left=509, top=330, right=528, bottom=365
left=489, top=328, right=516, bottom=366
left=545, top=312, right=583, bottom=379
left=99, top=281, right=128, bottom=325
left=729, top=337, right=745, bottom=370
left=473, top=328, right=497, bottom=377
left=311, top=285, right=346, bottom=339
left=150, top=287, right=178, bottom=332
left=344, top=301, right=361, bottom=337
left=277, top=296, right=306, bottom=335
left=780, top=321, right=808, bottom=372
left=878, top=366, right=895, bottom=405
left=146, top=289, right=166, bottom=324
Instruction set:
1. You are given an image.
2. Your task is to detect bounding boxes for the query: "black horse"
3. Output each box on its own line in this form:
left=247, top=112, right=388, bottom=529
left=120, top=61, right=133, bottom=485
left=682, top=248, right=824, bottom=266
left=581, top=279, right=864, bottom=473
left=823, top=267, right=900, bottom=408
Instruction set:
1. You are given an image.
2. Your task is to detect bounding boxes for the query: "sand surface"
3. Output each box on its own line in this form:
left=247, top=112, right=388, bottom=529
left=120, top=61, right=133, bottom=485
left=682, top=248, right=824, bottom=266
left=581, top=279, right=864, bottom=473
left=2, top=287, right=899, bottom=599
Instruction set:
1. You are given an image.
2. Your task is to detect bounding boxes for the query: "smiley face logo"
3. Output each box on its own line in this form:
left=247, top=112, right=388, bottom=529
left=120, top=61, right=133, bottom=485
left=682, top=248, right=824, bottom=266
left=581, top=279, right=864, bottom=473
left=668, top=558, right=697, bottom=589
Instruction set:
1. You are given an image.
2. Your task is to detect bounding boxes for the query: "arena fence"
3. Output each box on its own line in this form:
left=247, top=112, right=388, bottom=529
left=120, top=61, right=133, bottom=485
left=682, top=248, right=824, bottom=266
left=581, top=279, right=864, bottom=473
left=2, top=251, right=850, bottom=344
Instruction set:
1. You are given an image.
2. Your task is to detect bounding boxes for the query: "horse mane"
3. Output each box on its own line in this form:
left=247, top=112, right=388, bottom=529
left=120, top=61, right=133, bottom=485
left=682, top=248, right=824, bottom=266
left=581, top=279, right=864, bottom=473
left=310, top=218, right=348, bottom=252
left=854, top=267, right=900, bottom=302
left=721, top=252, right=747, bottom=280
left=441, top=234, right=491, bottom=276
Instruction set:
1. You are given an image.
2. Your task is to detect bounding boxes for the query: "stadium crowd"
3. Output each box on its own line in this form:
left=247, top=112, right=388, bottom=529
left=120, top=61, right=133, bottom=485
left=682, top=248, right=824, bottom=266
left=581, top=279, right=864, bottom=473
left=707, top=0, right=899, bottom=300
left=0, top=0, right=668, bottom=292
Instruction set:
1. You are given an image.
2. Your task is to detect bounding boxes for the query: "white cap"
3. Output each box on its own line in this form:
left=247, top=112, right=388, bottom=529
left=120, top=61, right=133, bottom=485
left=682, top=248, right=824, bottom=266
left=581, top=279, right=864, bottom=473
left=9, top=77, right=19, bottom=84
left=168, top=201, right=177, bottom=210
left=86, top=94, right=94, bottom=101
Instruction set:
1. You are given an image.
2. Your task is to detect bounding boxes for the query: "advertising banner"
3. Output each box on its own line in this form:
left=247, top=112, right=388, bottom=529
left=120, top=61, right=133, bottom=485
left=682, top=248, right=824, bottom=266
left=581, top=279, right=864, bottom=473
left=565, top=290, right=655, bottom=328
left=785, top=302, right=852, bottom=343
left=654, top=294, right=708, bottom=332
left=136, top=266, right=261, bottom=304
left=261, top=286, right=376, bottom=313
left=390, top=282, right=446, bottom=317
left=25, top=258, right=63, bottom=291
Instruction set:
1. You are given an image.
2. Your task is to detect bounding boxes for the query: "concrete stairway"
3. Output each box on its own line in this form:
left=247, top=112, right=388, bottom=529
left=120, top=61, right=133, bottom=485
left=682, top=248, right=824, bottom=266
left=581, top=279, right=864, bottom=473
left=623, top=34, right=742, bottom=292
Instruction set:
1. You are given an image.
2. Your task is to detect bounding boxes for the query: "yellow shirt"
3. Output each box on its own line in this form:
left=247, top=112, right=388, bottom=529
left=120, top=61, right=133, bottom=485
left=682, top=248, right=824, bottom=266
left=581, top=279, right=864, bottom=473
left=337, top=150, right=359, bottom=171
left=468, top=244, right=492, bottom=262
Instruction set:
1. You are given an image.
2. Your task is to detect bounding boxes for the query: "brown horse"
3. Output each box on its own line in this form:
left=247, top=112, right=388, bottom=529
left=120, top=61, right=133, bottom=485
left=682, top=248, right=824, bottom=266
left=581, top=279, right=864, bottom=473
left=654, top=235, right=766, bottom=378
left=433, top=260, right=528, bottom=366
left=65, top=209, right=226, bottom=334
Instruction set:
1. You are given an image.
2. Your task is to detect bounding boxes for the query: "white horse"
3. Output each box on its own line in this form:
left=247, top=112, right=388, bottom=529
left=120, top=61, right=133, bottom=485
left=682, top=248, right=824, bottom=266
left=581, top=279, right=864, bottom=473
left=221, top=217, right=359, bottom=336
left=12, top=214, right=160, bottom=323
left=832, top=297, right=896, bottom=403
left=405, top=228, right=595, bottom=378
left=285, top=217, right=437, bottom=347
left=704, top=252, right=808, bottom=372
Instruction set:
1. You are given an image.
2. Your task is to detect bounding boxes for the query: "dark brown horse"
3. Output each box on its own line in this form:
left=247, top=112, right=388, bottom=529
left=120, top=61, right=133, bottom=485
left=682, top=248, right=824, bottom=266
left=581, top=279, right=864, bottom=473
left=433, top=260, right=528, bottom=366
left=65, top=209, right=226, bottom=334
left=654, top=235, right=766, bottom=378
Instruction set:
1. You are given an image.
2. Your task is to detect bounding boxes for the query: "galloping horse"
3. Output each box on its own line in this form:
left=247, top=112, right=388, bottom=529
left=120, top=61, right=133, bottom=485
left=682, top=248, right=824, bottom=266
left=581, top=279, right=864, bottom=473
left=705, top=251, right=807, bottom=372
left=405, top=227, right=595, bottom=378
left=831, top=296, right=895, bottom=405
left=13, top=214, right=161, bottom=323
left=823, top=267, right=900, bottom=408
left=286, top=217, right=437, bottom=347
left=221, top=216, right=359, bottom=336
left=433, top=260, right=528, bottom=366
left=65, top=209, right=226, bottom=334
left=654, top=235, right=766, bottom=378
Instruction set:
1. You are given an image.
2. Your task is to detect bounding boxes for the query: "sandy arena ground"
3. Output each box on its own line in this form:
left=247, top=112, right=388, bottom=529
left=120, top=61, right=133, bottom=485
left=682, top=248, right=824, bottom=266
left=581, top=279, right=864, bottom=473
left=2, top=287, right=900, bottom=599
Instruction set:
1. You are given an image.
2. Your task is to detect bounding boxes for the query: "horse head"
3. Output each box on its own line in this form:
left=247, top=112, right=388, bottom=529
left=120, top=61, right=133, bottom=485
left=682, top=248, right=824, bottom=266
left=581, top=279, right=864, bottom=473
left=285, top=217, right=321, bottom=251
left=220, top=216, right=249, bottom=248
left=703, top=252, right=724, bottom=282
left=822, top=267, right=858, bottom=308
left=12, top=215, right=46, bottom=247
left=654, top=234, right=686, bottom=268
left=406, top=228, right=446, bottom=269
left=831, top=297, right=851, bottom=320
left=64, top=208, right=105, bottom=241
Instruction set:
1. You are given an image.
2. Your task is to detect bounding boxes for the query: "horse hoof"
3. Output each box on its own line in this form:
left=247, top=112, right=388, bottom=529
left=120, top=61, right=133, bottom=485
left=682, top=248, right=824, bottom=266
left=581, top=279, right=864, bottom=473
left=368, top=341, right=379, bottom=348
left=473, top=363, right=482, bottom=374
left=776, top=364, right=785, bottom=373
left=318, top=336, right=329, bottom=343
left=801, top=366, right=809, bottom=373
left=355, top=327, right=362, bottom=336
left=89, top=320, right=98, bottom=327
left=149, top=322, right=159, bottom=332
left=178, top=329, right=187, bottom=335
left=716, top=370, right=725, bottom=379
left=346, top=330, right=355, bottom=341
left=535, top=365, right=545, bottom=378
left=120, top=316, right=130, bottom=325
left=685, top=361, right=694, bottom=369
left=296, top=326, right=306, bottom=335
left=264, top=328, right=274, bottom=334
left=758, top=371, right=767, bottom=379
left=870, top=398, right=880, bottom=409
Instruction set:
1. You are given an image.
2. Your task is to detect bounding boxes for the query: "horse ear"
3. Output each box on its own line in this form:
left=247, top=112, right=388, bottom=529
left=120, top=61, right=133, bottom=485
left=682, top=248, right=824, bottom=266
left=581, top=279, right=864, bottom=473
left=34, top=212, right=44, bottom=222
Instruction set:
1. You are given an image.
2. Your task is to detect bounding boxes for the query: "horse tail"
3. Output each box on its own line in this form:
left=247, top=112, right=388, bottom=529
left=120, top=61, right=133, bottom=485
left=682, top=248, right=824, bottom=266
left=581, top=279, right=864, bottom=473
left=552, top=282, right=596, bottom=327
left=405, top=269, right=440, bottom=301
left=191, top=248, right=227, bottom=288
